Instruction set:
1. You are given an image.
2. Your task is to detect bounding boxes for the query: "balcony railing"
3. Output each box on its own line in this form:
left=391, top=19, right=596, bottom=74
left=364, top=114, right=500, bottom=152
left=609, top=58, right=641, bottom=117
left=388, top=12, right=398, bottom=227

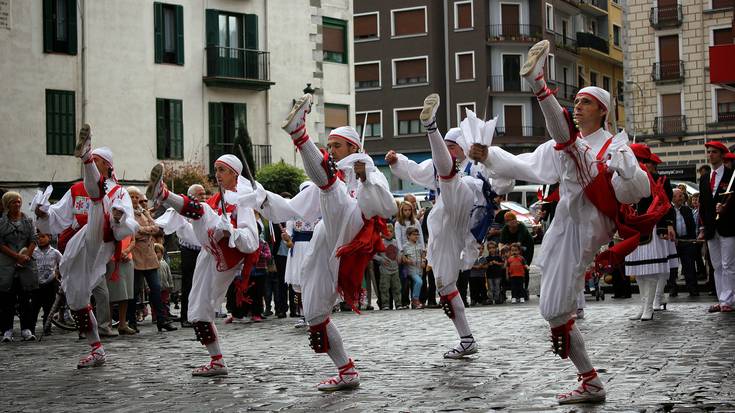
left=651, top=60, right=685, bottom=83
left=649, top=5, right=683, bottom=29
left=488, top=75, right=531, bottom=92
left=552, top=32, right=578, bottom=53
left=576, top=32, right=609, bottom=54
left=547, top=80, right=580, bottom=101
left=496, top=125, right=547, bottom=137
left=718, top=102, right=735, bottom=122
left=653, top=115, right=687, bottom=136
left=487, top=24, right=542, bottom=43
left=579, top=0, right=608, bottom=13
left=252, top=144, right=272, bottom=171
left=356, top=80, right=381, bottom=90
left=204, top=46, right=274, bottom=90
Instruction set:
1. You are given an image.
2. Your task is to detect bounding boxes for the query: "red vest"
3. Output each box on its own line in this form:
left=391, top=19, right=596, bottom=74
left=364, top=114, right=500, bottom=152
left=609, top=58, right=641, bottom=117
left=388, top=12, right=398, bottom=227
left=58, top=181, right=121, bottom=253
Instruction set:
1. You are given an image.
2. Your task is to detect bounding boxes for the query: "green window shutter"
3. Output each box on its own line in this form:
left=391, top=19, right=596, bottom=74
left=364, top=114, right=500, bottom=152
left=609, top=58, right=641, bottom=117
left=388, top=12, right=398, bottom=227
left=67, top=0, right=77, bottom=55
left=175, top=5, right=185, bottom=65
left=46, top=90, right=75, bottom=155
left=244, top=14, right=258, bottom=50
left=156, top=98, right=165, bottom=158
left=172, top=100, right=183, bottom=159
left=43, top=0, right=53, bottom=52
left=208, top=102, right=223, bottom=170
left=205, top=9, right=219, bottom=46
left=154, top=3, right=163, bottom=63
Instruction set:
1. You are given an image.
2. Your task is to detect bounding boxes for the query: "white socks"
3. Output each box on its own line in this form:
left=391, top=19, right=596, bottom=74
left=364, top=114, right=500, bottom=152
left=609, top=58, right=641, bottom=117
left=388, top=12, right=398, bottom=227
left=326, top=321, right=350, bottom=369
left=428, top=129, right=454, bottom=178
left=449, top=293, right=472, bottom=338
left=205, top=324, right=222, bottom=358
left=568, top=323, right=593, bottom=374
left=83, top=161, right=102, bottom=200
left=86, top=310, right=101, bottom=346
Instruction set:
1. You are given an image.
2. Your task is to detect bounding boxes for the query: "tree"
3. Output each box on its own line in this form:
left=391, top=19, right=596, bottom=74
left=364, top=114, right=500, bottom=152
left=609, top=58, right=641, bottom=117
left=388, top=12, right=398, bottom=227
left=255, top=160, right=307, bottom=195
left=161, top=161, right=215, bottom=195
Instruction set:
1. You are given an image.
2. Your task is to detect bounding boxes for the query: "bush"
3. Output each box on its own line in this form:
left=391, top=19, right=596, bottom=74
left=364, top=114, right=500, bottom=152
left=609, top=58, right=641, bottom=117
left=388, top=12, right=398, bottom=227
left=161, top=161, right=215, bottom=195
left=255, top=160, right=307, bottom=195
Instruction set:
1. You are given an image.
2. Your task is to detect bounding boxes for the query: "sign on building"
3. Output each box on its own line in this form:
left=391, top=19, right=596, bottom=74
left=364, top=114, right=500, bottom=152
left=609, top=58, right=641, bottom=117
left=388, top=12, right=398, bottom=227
left=0, top=0, right=10, bottom=30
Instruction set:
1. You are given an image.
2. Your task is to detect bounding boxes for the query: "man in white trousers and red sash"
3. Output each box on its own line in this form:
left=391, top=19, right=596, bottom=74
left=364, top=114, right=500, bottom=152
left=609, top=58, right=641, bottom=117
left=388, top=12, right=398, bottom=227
left=469, top=40, right=668, bottom=404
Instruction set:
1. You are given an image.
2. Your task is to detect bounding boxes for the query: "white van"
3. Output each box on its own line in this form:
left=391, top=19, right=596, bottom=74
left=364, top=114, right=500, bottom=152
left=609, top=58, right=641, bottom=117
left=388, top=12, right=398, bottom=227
left=504, top=184, right=543, bottom=209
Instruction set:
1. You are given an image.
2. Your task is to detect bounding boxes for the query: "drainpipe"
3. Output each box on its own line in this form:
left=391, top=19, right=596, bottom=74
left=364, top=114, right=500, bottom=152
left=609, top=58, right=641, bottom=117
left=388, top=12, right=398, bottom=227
left=264, top=0, right=271, bottom=157
left=80, top=0, right=86, bottom=122
left=443, top=0, right=451, bottom=128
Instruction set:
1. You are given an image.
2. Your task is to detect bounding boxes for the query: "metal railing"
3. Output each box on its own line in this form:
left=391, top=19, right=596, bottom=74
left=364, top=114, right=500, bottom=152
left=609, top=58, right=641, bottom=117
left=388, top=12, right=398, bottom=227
left=653, top=115, right=687, bottom=135
left=579, top=0, right=607, bottom=10
left=552, top=32, right=578, bottom=53
left=205, top=46, right=271, bottom=81
left=547, top=80, right=580, bottom=100
left=651, top=60, right=685, bottom=82
left=486, top=24, right=542, bottom=42
left=495, top=125, right=547, bottom=137
left=356, top=80, right=381, bottom=90
left=576, top=32, right=609, bottom=54
left=252, top=144, right=272, bottom=171
left=488, top=75, right=531, bottom=92
left=717, top=103, right=735, bottom=122
left=649, top=5, right=683, bottom=29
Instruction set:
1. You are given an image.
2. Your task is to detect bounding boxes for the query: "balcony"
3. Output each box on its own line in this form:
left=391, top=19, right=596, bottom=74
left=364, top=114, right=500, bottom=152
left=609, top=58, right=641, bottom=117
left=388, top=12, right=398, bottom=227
left=203, top=46, right=275, bottom=90
left=649, top=5, right=683, bottom=29
left=653, top=115, right=687, bottom=136
left=494, top=126, right=547, bottom=147
left=496, top=125, right=547, bottom=137
left=578, top=0, right=608, bottom=16
left=252, top=144, right=272, bottom=171
left=552, top=32, right=578, bottom=54
left=486, top=24, right=542, bottom=43
left=651, top=60, right=685, bottom=83
left=576, top=32, right=609, bottom=54
left=547, top=80, right=580, bottom=101
left=488, top=75, right=531, bottom=93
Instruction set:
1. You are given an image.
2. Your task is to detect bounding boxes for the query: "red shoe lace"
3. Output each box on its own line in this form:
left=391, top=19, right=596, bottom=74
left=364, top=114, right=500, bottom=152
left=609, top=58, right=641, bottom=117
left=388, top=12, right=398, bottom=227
left=320, top=360, right=357, bottom=385
left=559, top=370, right=602, bottom=399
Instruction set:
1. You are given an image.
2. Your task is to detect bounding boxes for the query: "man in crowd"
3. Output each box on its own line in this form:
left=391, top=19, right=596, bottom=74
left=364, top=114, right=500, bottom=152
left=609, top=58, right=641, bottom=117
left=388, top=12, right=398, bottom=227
left=672, top=188, right=698, bottom=297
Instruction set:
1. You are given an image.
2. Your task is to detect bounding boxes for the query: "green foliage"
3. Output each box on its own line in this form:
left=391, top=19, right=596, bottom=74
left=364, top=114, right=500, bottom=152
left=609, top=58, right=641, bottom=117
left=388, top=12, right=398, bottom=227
left=255, top=160, right=307, bottom=195
left=162, top=161, right=215, bottom=195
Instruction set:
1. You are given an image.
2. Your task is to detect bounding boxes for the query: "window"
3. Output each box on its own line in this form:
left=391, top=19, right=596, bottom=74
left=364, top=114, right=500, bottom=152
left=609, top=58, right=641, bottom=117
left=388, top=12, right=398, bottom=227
left=457, top=102, right=476, bottom=122
left=325, top=104, right=349, bottom=135
left=355, top=62, right=381, bottom=89
left=391, top=7, right=427, bottom=37
left=205, top=10, right=259, bottom=78
left=45, top=89, right=75, bottom=155
left=156, top=99, right=184, bottom=159
left=454, top=1, right=473, bottom=30
left=395, top=108, right=424, bottom=136
left=617, top=80, right=624, bottom=102
left=712, top=0, right=732, bottom=9
left=208, top=102, right=247, bottom=171
left=154, top=3, right=184, bottom=65
left=354, top=12, right=379, bottom=40
left=545, top=3, right=554, bottom=31
left=613, top=25, right=621, bottom=47
left=43, top=0, right=77, bottom=55
left=578, top=65, right=585, bottom=87
left=393, top=57, right=428, bottom=86
left=356, top=111, right=383, bottom=138
left=590, top=71, right=598, bottom=87
left=323, top=17, right=347, bottom=64
left=603, top=76, right=611, bottom=92
left=713, top=27, right=732, bottom=45
left=546, top=54, right=555, bottom=80
left=455, top=52, right=475, bottom=81
left=716, top=88, right=735, bottom=122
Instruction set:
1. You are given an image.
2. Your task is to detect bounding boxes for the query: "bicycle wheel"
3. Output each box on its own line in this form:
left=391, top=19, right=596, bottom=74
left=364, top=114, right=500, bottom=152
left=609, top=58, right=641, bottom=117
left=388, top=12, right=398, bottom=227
left=49, top=290, right=77, bottom=331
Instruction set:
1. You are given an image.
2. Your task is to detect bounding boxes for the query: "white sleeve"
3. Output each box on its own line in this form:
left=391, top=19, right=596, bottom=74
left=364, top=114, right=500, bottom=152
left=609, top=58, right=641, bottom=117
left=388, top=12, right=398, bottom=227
left=286, top=220, right=294, bottom=236
left=394, top=222, right=405, bottom=250
left=229, top=207, right=260, bottom=254
left=482, top=141, right=561, bottom=185
left=36, top=190, right=74, bottom=235
left=358, top=169, right=398, bottom=219
left=389, top=156, right=436, bottom=189
left=259, top=185, right=320, bottom=223
left=610, top=144, right=651, bottom=204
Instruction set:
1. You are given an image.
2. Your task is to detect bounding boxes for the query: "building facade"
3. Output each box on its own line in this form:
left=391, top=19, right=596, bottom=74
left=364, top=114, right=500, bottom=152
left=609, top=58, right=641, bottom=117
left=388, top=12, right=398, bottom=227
left=0, top=0, right=354, bottom=205
left=624, top=0, right=734, bottom=181
left=354, top=0, right=625, bottom=191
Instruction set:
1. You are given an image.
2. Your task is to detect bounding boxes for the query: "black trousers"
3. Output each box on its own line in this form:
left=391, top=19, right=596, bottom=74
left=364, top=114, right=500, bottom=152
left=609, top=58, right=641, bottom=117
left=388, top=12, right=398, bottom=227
left=0, top=278, right=35, bottom=333
left=469, top=277, right=487, bottom=304
left=420, top=268, right=437, bottom=305
left=179, top=246, right=199, bottom=323
left=510, top=277, right=525, bottom=299
left=272, top=255, right=289, bottom=315
left=677, top=244, right=698, bottom=293
left=32, top=281, right=58, bottom=332
left=456, top=270, right=470, bottom=305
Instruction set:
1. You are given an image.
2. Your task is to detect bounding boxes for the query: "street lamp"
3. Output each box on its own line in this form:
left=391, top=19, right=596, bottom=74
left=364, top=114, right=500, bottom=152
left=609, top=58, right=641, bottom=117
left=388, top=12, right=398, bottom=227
left=625, top=80, right=643, bottom=143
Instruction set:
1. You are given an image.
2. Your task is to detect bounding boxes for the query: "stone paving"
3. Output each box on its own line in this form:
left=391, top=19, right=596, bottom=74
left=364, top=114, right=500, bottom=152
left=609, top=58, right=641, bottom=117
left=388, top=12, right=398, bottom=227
left=2, top=293, right=734, bottom=412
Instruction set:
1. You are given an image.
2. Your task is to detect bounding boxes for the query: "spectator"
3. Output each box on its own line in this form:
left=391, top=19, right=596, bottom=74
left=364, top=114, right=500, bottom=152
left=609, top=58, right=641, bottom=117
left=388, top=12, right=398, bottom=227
left=375, top=223, right=401, bottom=310
left=271, top=193, right=292, bottom=319
left=506, top=243, right=528, bottom=303
left=469, top=243, right=489, bottom=306
left=31, top=232, right=61, bottom=335
left=247, top=219, right=271, bottom=322
left=690, top=193, right=707, bottom=281
left=500, top=212, right=534, bottom=299
left=672, top=188, right=699, bottom=296
left=154, top=243, right=173, bottom=320
left=401, top=227, right=424, bottom=309
left=485, top=241, right=505, bottom=304
left=419, top=204, right=438, bottom=308
left=105, top=231, right=136, bottom=335
left=178, top=184, right=206, bottom=328
left=0, top=192, right=38, bottom=342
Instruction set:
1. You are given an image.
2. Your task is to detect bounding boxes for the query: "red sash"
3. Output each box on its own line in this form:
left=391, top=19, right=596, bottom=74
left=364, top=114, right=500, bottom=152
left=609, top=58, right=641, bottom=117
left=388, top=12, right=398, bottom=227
left=583, top=138, right=669, bottom=271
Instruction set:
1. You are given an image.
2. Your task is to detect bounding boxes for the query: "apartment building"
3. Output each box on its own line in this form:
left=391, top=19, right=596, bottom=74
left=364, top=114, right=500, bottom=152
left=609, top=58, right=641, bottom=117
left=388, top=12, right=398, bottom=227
left=625, top=0, right=734, bottom=181
left=0, top=0, right=354, bottom=204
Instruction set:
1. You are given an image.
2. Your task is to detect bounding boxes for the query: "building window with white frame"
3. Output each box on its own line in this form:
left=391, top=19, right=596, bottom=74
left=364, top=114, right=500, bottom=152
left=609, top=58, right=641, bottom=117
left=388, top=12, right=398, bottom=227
left=455, top=51, right=475, bottom=81
left=393, top=57, right=429, bottom=86
left=395, top=108, right=424, bottom=136
left=545, top=3, right=554, bottom=31
left=355, top=62, right=381, bottom=90
left=716, top=88, right=735, bottom=123
left=546, top=54, right=555, bottom=80
left=354, top=12, right=379, bottom=40
left=613, top=25, right=621, bottom=48
left=454, top=1, right=473, bottom=30
left=391, top=7, right=427, bottom=37
left=602, top=76, right=611, bottom=93
left=457, top=102, right=476, bottom=122
left=356, top=111, right=383, bottom=138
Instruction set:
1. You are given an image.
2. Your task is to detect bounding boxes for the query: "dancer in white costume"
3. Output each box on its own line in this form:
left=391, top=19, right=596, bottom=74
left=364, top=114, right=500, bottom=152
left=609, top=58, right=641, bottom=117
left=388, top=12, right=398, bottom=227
left=386, top=94, right=513, bottom=358
left=35, top=125, right=138, bottom=368
left=469, top=40, right=667, bottom=404
left=148, top=155, right=260, bottom=377
left=277, top=93, right=396, bottom=391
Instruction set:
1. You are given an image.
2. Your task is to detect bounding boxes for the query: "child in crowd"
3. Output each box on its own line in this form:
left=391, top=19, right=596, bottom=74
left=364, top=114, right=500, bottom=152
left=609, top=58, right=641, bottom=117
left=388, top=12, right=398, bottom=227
left=506, top=243, right=528, bottom=303
left=32, top=232, right=62, bottom=335
left=401, top=227, right=424, bottom=309
left=469, top=243, right=489, bottom=306
left=249, top=221, right=272, bottom=322
left=484, top=241, right=505, bottom=304
left=374, top=223, right=402, bottom=310
left=154, top=243, right=173, bottom=320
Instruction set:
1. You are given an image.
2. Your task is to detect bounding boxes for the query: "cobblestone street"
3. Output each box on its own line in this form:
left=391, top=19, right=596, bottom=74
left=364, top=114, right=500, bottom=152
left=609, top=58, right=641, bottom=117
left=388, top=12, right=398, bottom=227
left=2, top=293, right=734, bottom=412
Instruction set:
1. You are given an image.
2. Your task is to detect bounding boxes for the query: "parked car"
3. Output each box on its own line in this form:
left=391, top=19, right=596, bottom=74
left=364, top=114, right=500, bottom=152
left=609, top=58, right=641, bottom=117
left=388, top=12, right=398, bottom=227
left=504, top=184, right=543, bottom=209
